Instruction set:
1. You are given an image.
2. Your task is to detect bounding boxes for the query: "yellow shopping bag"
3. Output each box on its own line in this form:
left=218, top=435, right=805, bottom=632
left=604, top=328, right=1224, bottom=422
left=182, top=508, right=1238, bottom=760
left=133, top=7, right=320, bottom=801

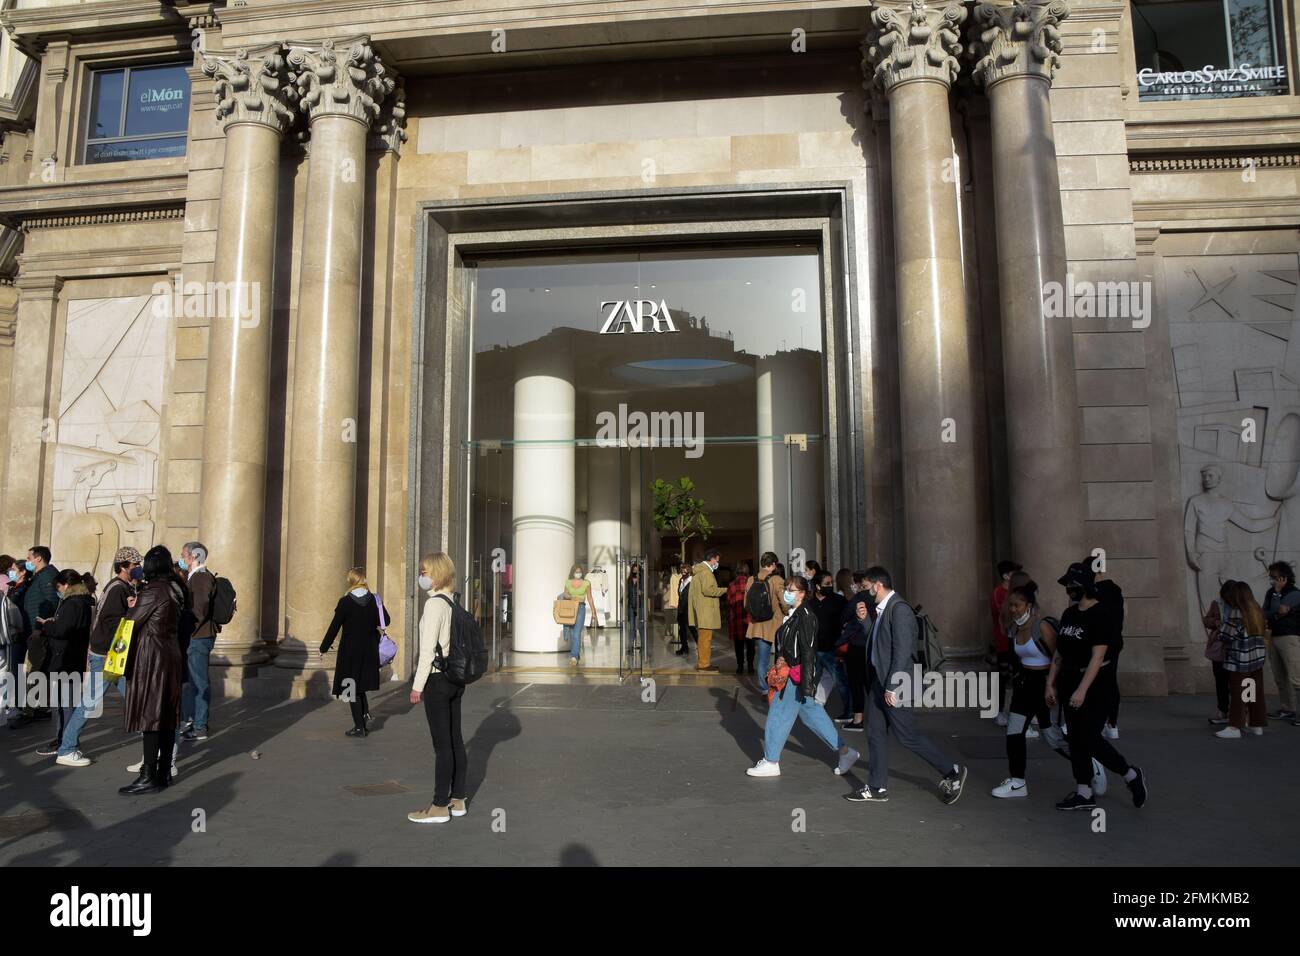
left=104, top=618, right=135, bottom=682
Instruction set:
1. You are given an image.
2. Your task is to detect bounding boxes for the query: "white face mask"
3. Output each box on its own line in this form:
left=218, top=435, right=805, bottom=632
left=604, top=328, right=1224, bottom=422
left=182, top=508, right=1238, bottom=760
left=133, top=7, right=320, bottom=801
left=1014, top=610, right=1031, bottom=627
left=418, top=574, right=433, bottom=591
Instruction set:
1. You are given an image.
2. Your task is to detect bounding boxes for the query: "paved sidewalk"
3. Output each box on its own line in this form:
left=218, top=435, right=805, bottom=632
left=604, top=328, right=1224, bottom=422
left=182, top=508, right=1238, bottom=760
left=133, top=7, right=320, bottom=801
left=2, top=677, right=1296, bottom=866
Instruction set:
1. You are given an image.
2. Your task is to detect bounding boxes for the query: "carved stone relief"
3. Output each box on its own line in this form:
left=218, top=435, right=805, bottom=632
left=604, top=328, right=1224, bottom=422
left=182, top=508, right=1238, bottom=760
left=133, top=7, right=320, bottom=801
left=1171, top=254, right=1300, bottom=639
left=51, top=295, right=165, bottom=583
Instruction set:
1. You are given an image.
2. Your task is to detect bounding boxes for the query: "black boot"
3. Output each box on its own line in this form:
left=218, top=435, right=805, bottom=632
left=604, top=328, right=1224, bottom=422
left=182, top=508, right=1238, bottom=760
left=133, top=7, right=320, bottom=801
left=119, top=771, right=164, bottom=795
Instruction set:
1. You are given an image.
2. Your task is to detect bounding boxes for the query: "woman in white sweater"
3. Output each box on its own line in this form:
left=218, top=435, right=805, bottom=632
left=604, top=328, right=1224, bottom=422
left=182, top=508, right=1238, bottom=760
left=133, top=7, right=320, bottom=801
left=407, top=552, right=469, bottom=825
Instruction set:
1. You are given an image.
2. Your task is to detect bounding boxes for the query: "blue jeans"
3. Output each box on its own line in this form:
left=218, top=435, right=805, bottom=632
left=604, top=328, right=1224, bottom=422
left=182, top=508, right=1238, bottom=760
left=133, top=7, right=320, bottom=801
left=756, top=639, right=772, bottom=691
left=563, top=605, right=586, bottom=661
left=817, top=651, right=851, bottom=715
left=764, top=679, right=843, bottom=764
left=182, top=637, right=214, bottom=730
left=58, top=652, right=127, bottom=756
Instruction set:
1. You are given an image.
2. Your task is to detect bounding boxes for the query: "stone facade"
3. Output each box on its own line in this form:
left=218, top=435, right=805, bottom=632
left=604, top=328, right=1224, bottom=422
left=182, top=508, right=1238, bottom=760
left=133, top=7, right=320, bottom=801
left=0, top=0, right=1294, bottom=697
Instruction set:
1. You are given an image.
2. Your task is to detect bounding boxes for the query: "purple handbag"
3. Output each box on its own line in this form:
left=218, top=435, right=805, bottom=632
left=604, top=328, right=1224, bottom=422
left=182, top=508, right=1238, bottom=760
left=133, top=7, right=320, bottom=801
left=375, top=593, right=397, bottom=667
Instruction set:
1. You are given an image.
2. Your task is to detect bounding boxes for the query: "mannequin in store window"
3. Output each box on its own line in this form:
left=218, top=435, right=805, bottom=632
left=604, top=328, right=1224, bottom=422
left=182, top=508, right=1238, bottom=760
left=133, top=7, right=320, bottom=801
left=626, top=565, right=643, bottom=653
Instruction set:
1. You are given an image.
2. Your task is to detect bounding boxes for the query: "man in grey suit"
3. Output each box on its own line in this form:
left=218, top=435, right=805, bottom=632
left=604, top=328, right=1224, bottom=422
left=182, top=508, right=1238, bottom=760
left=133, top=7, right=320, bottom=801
left=844, top=566, right=968, bottom=805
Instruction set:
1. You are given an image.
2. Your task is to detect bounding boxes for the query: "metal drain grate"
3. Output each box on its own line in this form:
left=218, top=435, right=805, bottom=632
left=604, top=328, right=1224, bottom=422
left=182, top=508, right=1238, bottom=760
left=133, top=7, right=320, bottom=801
left=343, top=781, right=413, bottom=797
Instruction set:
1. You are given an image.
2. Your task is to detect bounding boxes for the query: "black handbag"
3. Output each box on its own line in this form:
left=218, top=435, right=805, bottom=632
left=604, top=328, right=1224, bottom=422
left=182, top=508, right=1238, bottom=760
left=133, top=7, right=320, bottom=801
left=26, top=629, right=48, bottom=671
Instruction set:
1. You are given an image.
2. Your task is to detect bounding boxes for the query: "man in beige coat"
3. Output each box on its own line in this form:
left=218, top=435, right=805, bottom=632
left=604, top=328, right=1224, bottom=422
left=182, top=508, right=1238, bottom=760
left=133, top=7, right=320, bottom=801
left=689, top=548, right=726, bottom=672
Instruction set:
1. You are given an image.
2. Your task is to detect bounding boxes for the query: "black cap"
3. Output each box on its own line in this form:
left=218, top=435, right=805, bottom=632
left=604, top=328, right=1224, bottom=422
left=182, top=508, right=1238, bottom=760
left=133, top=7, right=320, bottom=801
left=1057, top=562, right=1095, bottom=589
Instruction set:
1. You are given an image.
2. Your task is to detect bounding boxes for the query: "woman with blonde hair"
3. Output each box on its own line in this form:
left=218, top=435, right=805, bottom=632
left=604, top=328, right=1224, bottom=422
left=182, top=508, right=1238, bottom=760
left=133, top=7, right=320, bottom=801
left=1216, top=579, right=1269, bottom=738
left=319, top=566, right=388, bottom=737
left=409, top=552, right=470, bottom=824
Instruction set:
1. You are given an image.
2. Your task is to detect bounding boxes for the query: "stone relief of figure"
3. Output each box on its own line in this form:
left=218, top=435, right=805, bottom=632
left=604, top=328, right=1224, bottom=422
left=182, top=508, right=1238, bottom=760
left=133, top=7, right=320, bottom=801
left=1184, top=463, right=1280, bottom=613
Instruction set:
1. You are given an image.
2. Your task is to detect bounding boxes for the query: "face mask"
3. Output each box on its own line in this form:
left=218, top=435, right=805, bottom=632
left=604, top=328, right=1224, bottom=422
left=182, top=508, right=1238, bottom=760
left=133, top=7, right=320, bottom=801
left=1013, top=611, right=1031, bottom=627
left=6, top=569, right=15, bottom=582
left=24, top=561, right=34, bottom=572
left=177, top=558, right=188, bottom=571
left=1066, top=587, right=1083, bottom=604
left=418, top=574, right=433, bottom=591
left=783, top=589, right=796, bottom=606
left=819, top=585, right=834, bottom=596
left=130, top=567, right=144, bottom=582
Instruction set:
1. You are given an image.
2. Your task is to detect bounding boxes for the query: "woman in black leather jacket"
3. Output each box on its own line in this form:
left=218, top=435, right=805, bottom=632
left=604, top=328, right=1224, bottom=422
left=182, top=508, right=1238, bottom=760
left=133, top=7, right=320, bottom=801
left=746, top=575, right=860, bottom=778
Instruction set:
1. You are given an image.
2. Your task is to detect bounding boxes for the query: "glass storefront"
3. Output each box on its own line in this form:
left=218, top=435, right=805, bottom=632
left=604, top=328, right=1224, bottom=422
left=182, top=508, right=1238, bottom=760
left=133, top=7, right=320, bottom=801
left=1132, top=0, right=1289, bottom=100
left=464, top=243, right=829, bottom=672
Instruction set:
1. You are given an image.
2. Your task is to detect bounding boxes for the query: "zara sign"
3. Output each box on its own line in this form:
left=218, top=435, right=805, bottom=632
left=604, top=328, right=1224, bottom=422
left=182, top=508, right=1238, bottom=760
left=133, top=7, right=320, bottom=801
left=599, top=299, right=679, bottom=334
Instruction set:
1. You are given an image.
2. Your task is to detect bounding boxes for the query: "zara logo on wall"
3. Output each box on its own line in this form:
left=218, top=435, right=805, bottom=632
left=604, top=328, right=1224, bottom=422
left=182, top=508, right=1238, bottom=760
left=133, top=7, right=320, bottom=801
left=599, top=299, right=680, bottom=334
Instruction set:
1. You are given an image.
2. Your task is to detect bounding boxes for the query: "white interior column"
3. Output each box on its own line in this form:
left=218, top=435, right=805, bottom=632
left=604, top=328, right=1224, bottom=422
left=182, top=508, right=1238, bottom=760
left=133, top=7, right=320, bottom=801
left=756, top=351, right=824, bottom=571
left=512, top=348, right=575, bottom=652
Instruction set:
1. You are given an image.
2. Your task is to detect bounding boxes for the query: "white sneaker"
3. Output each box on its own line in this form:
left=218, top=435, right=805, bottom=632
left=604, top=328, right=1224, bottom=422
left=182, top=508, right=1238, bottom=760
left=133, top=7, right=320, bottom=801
left=1247, top=726, right=1263, bottom=736
left=1091, top=758, right=1107, bottom=796
left=746, top=758, right=781, bottom=777
left=1042, top=725, right=1066, bottom=752
left=994, top=711, right=1009, bottom=727
left=1215, top=726, right=1242, bottom=739
left=834, top=747, right=860, bottom=776
left=991, top=778, right=1028, bottom=798
left=1103, top=724, right=1119, bottom=740
left=1025, top=724, right=1040, bottom=739
left=56, top=751, right=91, bottom=768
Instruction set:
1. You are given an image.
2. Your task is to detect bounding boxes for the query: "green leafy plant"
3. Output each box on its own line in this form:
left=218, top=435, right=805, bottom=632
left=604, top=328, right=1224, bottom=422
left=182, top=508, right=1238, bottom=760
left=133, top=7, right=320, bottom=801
left=652, top=476, right=713, bottom=564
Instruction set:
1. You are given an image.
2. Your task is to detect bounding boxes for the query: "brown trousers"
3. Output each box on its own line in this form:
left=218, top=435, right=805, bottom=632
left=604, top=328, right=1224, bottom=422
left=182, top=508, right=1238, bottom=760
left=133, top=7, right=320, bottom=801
left=697, top=628, right=715, bottom=668
left=1228, top=669, right=1268, bottom=729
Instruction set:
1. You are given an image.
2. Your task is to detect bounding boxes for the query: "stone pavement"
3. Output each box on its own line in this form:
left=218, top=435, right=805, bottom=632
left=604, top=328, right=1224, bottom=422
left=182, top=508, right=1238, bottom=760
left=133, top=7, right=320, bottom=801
left=2, top=676, right=1297, bottom=866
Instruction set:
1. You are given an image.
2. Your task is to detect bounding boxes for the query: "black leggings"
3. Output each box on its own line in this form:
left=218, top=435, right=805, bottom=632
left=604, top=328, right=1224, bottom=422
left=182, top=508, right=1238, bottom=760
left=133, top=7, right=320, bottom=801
left=349, top=691, right=369, bottom=729
left=1006, top=668, right=1052, bottom=779
left=142, top=722, right=175, bottom=779
left=845, top=644, right=867, bottom=713
left=732, top=637, right=754, bottom=668
left=423, top=673, right=467, bottom=806
left=1105, top=651, right=1122, bottom=726
left=1212, top=661, right=1230, bottom=715
left=1061, top=672, right=1130, bottom=787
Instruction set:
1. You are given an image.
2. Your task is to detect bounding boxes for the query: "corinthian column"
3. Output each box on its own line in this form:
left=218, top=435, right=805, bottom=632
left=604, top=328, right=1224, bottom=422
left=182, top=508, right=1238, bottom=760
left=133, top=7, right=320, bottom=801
left=863, top=0, right=982, bottom=655
left=278, top=38, right=393, bottom=672
left=972, top=1, right=1085, bottom=585
left=199, top=44, right=298, bottom=667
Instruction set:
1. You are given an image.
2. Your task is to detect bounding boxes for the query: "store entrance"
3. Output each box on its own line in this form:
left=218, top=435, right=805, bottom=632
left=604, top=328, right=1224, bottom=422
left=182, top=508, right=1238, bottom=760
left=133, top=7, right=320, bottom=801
left=463, top=243, right=828, bottom=676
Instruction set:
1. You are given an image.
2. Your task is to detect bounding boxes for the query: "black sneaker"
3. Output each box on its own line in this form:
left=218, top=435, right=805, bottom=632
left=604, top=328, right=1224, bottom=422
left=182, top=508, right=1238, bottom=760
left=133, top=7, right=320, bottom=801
left=1267, top=707, right=1296, bottom=720
left=1056, top=791, right=1097, bottom=811
left=834, top=714, right=854, bottom=724
left=842, top=720, right=865, bottom=732
left=939, top=765, right=968, bottom=806
left=181, top=728, right=209, bottom=742
left=844, top=786, right=889, bottom=803
left=1126, top=766, right=1148, bottom=809
left=35, top=739, right=60, bottom=756
left=345, top=726, right=368, bottom=738
left=179, top=718, right=194, bottom=734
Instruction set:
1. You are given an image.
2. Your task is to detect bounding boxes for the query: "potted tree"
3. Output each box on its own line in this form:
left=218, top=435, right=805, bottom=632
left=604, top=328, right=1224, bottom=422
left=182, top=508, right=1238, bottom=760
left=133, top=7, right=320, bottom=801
left=652, top=476, right=713, bottom=564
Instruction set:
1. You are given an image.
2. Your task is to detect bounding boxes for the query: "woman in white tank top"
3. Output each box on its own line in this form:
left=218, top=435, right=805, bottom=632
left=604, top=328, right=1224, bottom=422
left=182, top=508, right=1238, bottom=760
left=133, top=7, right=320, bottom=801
left=992, top=582, right=1060, bottom=799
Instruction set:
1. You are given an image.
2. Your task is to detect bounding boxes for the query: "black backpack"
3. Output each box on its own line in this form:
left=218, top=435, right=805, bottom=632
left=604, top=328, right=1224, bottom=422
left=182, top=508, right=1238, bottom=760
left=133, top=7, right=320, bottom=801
left=745, top=577, right=774, bottom=623
left=208, top=573, right=237, bottom=628
left=434, top=594, right=489, bottom=685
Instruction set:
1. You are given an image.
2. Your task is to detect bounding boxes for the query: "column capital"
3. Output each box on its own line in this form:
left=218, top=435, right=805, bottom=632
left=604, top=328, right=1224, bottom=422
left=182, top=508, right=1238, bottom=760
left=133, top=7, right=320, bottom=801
left=203, top=42, right=299, bottom=136
left=368, top=77, right=408, bottom=154
left=289, top=36, right=394, bottom=129
left=970, top=0, right=1070, bottom=89
left=861, top=0, right=967, bottom=95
